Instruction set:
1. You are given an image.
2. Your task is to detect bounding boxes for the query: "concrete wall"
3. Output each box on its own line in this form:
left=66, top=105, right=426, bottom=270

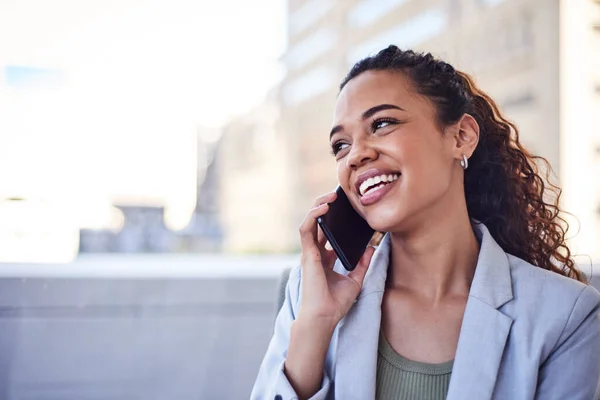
left=0, top=276, right=281, bottom=400
left=0, top=253, right=298, bottom=400
left=0, top=258, right=598, bottom=399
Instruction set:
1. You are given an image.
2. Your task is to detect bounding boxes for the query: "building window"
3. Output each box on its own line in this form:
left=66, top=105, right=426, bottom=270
left=347, top=9, right=448, bottom=64
left=283, top=66, right=336, bottom=105
left=348, top=0, right=411, bottom=28
left=500, top=91, right=535, bottom=111
left=519, top=12, right=534, bottom=49
left=448, top=0, right=462, bottom=20
left=465, top=11, right=534, bottom=73
left=479, top=0, right=505, bottom=6
left=290, top=0, right=335, bottom=36
left=286, top=28, right=337, bottom=70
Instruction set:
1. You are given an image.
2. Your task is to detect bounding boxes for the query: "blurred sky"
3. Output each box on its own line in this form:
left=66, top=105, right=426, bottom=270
left=0, top=0, right=286, bottom=229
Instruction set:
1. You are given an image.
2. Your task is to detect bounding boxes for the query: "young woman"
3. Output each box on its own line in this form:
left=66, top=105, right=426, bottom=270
left=251, top=46, right=600, bottom=400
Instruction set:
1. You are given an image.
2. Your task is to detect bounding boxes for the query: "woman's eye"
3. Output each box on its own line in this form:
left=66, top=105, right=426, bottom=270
left=372, top=118, right=397, bottom=132
left=331, top=142, right=349, bottom=156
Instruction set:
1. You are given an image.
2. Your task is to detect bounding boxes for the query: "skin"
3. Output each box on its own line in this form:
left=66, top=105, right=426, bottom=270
left=285, top=70, right=481, bottom=399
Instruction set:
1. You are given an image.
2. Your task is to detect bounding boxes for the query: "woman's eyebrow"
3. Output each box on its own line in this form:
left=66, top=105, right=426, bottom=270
left=330, top=125, right=343, bottom=139
left=362, top=103, right=404, bottom=119
left=330, top=104, right=404, bottom=139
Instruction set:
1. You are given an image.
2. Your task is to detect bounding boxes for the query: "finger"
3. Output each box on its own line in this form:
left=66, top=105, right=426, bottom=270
left=315, top=221, right=337, bottom=270
left=311, top=191, right=337, bottom=209
left=317, top=225, right=328, bottom=247
left=312, top=191, right=337, bottom=248
left=317, top=236, right=336, bottom=270
left=299, top=203, right=330, bottom=262
left=321, top=248, right=337, bottom=269
left=299, top=191, right=337, bottom=274
left=348, top=246, right=376, bottom=287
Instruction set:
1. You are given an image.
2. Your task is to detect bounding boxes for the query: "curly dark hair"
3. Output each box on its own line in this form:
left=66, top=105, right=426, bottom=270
left=342, top=45, right=584, bottom=282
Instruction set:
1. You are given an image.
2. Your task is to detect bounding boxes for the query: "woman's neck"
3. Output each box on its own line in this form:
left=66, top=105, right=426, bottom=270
left=387, top=209, right=480, bottom=303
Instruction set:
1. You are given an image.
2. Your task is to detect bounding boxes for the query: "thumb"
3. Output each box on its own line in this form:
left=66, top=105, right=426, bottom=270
left=348, top=246, right=376, bottom=287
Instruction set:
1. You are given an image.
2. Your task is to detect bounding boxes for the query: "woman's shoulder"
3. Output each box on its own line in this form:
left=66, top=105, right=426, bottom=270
left=506, top=253, right=598, bottom=301
left=504, top=253, right=600, bottom=335
left=503, top=254, right=600, bottom=370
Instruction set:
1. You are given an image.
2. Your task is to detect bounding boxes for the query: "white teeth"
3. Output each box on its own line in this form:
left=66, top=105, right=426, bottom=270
left=364, top=185, right=383, bottom=196
left=358, top=173, right=400, bottom=196
left=359, top=181, right=368, bottom=195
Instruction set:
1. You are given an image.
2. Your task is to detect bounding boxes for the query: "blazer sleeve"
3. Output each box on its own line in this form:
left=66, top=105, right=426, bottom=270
left=250, top=266, right=332, bottom=400
left=536, top=285, right=600, bottom=400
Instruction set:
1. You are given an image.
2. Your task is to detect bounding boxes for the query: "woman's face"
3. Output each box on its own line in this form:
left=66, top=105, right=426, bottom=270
left=331, top=70, right=462, bottom=233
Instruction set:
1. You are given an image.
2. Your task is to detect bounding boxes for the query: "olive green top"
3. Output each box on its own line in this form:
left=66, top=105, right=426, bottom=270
left=376, top=333, right=453, bottom=400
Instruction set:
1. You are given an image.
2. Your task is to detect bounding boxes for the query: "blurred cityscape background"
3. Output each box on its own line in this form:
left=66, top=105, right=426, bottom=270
left=0, top=0, right=599, bottom=398
left=0, top=0, right=598, bottom=262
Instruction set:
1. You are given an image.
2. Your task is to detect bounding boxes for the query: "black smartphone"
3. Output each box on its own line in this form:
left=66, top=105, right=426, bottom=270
left=317, top=185, right=376, bottom=271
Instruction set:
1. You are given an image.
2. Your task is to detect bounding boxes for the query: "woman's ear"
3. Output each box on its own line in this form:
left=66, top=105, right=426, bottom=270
left=453, top=113, right=479, bottom=159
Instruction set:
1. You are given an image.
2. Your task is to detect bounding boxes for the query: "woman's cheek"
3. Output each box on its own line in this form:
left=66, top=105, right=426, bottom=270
left=336, top=162, right=349, bottom=181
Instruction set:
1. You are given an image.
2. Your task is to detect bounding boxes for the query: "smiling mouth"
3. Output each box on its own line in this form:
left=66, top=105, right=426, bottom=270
left=359, top=173, right=400, bottom=197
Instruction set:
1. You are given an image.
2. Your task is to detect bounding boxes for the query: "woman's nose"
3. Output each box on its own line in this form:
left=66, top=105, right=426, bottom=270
left=346, top=140, right=378, bottom=169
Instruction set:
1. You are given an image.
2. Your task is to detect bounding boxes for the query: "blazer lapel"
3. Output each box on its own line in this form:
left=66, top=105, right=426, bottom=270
left=446, top=222, right=514, bottom=400
left=332, top=234, right=390, bottom=400
left=331, top=223, right=514, bottom=400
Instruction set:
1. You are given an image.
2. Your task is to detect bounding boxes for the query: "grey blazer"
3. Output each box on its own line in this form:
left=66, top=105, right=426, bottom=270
left=251, top=223, right=600, bottom=399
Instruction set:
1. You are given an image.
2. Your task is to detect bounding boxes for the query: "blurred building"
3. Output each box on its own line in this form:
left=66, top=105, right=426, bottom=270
left=80, top=129, right=224, bottom=253
left=176, top=135, right=223, bottom=252
left=559, top=0, right=600, bottom=260
left=218, top=88, right=296, bottom=253
left=80, top=205, right=174, bottom=253
left=279, top=0, right=600, bottom=260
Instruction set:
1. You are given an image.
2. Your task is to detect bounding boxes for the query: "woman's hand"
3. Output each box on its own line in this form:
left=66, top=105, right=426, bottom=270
left=297, top=191, right=376, bottom=327
left=283, top=191, right=375, bottom=399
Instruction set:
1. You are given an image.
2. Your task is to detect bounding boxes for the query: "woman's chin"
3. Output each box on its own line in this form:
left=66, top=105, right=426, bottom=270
left=365, top=213, right=403, bottom=233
